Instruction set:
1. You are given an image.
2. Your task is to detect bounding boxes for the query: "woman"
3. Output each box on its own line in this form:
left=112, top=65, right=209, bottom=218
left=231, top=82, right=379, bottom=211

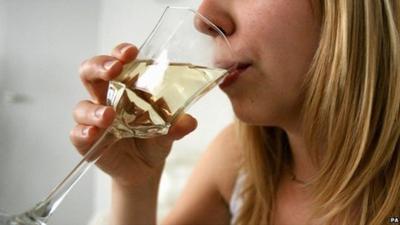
left=70, top=0, right=400, bottom=224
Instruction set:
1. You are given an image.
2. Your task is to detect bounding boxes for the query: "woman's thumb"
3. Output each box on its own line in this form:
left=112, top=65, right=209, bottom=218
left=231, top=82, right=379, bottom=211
left=168, top=114, right=198, bottom=140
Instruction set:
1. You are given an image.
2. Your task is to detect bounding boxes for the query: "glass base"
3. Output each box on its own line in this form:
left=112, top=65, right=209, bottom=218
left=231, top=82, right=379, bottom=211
left=0, top=211, right=46, bottom=225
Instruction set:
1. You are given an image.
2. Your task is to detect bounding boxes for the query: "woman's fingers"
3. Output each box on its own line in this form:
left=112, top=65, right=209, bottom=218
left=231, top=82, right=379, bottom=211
left=147, top=113, right=198, bottom=148
left=79, top=55, right=123, bottom=103
left=168, top=114, right=198, bottom=140
left=71, top=100, right=116, bottom=156
left=132, top=114, right=197, bottom=167
left=111, top=43, right=138, bottom=63
left=145, top=114, right=198, bottom=152
left=79, top=43, right=138, bottom=103
left=71, top=92, right=197, bottom=164
left=69, top=124, right=102, bottom=155
left=73, top=100, right=116, bottom=128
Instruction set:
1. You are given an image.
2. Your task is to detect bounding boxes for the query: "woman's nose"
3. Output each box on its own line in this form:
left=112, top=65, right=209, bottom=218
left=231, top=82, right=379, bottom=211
left=195, top=0, right=235, bottom=38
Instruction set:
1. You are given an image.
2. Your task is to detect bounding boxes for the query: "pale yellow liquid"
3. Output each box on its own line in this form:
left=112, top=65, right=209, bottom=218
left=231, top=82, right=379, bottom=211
left=106, top=59, right=227, bottom=138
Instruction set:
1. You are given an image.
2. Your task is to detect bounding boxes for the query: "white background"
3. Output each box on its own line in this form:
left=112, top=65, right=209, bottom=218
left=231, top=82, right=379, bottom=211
left=0, top=1, right=233, bottom=224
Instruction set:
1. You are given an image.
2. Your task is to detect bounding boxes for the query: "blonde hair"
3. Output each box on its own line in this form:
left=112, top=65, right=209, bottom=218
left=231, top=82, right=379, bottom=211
left=234, top=0, right=400, bottom=224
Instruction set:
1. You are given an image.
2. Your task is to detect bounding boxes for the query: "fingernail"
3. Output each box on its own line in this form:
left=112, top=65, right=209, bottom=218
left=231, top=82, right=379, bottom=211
left=95, top=107, right=105, bottom=118
left=103, top=60, right=118, bottom=71
left=82, top=127, right=90, bottom=136
left=120, top=45, right=132, bottom=54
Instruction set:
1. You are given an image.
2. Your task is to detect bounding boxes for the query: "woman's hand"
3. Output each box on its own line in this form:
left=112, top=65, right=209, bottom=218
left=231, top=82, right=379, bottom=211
left=69, top=43, right=197, bottom=189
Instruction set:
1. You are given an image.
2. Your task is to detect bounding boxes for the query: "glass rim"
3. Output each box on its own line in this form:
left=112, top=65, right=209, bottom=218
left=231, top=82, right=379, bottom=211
left=138, top=6, right=234, bottom=55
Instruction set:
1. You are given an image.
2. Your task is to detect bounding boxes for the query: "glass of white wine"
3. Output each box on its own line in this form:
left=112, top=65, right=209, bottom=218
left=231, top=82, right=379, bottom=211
left=0, top=6, right=235, bottom=225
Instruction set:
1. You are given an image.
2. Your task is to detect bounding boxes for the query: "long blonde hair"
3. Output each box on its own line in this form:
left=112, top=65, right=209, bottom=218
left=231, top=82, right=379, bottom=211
left=234, top=0, right=400, bottom=224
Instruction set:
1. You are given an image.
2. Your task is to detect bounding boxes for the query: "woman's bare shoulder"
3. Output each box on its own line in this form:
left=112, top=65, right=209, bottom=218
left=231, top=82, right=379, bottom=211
left=161, top=123, right=243, bottom=225
left=205, top=122, right=243, bottom=202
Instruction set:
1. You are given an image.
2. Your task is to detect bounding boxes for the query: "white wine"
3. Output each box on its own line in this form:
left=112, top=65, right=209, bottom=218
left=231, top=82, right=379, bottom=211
left=107, top=59, right=227, bottom=138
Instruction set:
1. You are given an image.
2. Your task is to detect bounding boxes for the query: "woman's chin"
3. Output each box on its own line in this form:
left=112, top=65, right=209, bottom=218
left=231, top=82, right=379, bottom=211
left=231, top=105, right=266, bottom=126
left=230, top=100, right=284, bottom=127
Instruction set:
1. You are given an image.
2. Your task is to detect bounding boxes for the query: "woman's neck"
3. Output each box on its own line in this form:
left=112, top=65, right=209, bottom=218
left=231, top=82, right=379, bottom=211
left=284, top=125, right=317, bottom=183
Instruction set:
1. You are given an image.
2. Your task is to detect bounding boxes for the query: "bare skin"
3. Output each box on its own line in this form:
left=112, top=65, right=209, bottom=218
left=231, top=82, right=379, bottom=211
left=70, top=0, right=321, bottom=224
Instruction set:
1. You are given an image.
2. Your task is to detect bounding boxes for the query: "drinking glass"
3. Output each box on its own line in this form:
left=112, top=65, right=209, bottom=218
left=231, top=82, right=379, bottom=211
left=0, top=6, right=235, bottom=225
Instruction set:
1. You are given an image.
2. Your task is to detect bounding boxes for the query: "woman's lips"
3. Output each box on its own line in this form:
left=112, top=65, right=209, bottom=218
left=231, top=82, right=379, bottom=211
left=219, top=63, right=251, bottom=89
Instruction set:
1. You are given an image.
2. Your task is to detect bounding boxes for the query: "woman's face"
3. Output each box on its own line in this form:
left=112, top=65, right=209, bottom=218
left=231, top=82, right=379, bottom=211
left=198, top=0, right=320, bottom=128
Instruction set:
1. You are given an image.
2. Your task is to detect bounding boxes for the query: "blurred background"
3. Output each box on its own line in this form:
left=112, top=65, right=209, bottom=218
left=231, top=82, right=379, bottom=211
left=0, top=0, right=234, bottom=224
